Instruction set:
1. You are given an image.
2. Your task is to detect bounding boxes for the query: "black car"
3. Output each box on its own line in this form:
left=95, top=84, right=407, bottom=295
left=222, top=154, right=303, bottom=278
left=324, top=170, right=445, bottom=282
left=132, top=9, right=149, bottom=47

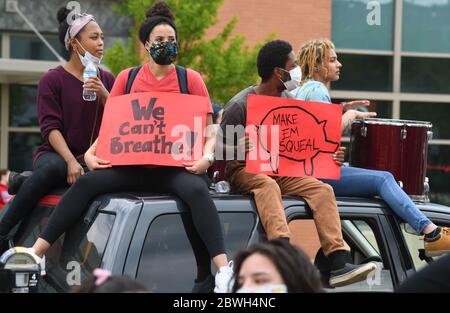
left=2, top=187, right=450, bottom=293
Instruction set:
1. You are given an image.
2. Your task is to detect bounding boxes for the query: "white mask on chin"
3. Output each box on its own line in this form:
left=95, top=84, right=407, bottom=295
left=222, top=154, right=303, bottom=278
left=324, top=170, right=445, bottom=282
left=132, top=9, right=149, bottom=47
left=279, top=66, right=302, bottom=91
left=76, top=40, right=102, bottom=67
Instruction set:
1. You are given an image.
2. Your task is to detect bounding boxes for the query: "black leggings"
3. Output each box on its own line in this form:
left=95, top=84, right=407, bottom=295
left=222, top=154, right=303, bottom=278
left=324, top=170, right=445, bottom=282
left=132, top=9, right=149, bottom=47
left=0, top=152, right=67, bottom=237
left=40, top=166, right=226, bottom=259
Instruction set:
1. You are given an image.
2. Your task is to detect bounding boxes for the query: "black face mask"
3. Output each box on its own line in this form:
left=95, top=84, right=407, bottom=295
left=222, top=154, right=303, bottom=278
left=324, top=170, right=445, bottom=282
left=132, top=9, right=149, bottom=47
left=148, top=41, right=178, bottom=65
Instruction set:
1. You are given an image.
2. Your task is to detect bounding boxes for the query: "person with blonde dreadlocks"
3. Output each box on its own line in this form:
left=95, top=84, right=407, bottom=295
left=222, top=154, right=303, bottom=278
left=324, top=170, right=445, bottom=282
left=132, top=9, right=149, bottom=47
left=292, top=39, right=450, bottom=257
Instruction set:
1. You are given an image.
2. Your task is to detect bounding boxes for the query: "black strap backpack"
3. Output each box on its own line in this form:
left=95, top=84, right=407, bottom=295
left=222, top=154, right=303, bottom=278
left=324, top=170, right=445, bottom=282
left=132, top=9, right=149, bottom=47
left=124, top=65, right=189, bottom=94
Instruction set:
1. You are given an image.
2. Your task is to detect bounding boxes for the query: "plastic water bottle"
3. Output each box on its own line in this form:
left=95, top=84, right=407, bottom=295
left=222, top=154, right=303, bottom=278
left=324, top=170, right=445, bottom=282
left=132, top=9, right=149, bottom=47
left=215, top=180, right=231, bottom=193
left=83, top=61, right=97, bottom=101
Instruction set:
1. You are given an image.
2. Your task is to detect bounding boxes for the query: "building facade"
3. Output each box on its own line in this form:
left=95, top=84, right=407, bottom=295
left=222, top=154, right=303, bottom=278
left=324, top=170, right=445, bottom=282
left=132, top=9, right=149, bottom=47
left=0, top=0, right=132, bottom=170
left=331, top=0, right=450, bottom=207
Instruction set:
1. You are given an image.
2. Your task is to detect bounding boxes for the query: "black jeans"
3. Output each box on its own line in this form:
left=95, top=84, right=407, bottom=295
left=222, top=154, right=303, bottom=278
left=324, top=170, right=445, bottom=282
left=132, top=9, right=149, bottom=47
left=0, top=152, right=67, bottom=237
left=40, top=166, right=226, bottom=259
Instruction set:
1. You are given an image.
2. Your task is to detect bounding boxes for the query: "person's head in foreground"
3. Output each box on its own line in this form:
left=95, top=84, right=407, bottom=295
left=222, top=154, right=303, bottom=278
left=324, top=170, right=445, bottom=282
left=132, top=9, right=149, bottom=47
left=71, top=268, right=148, bottom=293
left=231, top=239, right=324, bottom=293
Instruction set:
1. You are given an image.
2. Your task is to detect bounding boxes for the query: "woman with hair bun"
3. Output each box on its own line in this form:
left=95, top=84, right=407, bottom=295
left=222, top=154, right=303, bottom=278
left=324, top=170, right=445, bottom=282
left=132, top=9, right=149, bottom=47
left=25, top=1, right=233, bottom=293
left=0, top=7, right=114, bottom=258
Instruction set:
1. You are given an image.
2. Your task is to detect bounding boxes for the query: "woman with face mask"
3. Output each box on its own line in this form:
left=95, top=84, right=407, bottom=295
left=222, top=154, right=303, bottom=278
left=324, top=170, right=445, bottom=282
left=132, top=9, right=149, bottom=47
left=292, top=39, right=450, bottom=257
left=24, top=1, right=233, bottom=293
left=231, top=239, right=324, bottom=293
left=0, top=8, right=114, bottom=255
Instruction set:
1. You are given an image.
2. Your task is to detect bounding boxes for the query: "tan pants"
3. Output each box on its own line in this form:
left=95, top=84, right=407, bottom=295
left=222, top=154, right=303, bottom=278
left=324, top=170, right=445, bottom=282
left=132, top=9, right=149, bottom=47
left=228, top=165, right=345, bottom=256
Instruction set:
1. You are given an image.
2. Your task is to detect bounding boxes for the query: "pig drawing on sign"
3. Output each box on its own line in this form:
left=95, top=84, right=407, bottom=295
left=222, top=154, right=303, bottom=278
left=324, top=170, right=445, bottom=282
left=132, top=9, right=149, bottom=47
left=258, top=106, right=339, bottom=175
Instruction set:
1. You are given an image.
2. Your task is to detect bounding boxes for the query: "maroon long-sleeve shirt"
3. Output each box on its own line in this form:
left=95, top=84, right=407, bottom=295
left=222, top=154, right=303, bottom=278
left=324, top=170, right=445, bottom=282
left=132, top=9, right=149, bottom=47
left=33, top=65, right=115, bottom=164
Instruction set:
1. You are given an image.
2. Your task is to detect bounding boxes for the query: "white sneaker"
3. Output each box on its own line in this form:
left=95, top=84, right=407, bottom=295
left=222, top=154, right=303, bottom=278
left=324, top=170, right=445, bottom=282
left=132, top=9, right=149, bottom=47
left=39, top=255, right=46, bottom=276
left=26, top=247, right=46, bottom=276
left=214, top=261, right=234, bottom=293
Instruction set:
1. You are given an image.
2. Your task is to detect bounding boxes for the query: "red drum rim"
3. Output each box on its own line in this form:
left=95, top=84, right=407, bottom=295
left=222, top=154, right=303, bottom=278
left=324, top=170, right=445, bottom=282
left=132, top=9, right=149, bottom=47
left=352, top=118, right=432, bottom=128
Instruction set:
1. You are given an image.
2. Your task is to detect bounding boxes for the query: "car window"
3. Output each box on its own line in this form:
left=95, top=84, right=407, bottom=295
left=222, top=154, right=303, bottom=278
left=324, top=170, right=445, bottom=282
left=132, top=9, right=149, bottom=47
left=401, top=222, right=448, bottom=271
left=77, top=213, right=116, bottom=272
left=352, top=220, right=380, bottom=254
left=136, top=212, right=256, bottom=292
left=289, top=218, right=393, bottom=292
left=43, top=212, right=115, bottom=292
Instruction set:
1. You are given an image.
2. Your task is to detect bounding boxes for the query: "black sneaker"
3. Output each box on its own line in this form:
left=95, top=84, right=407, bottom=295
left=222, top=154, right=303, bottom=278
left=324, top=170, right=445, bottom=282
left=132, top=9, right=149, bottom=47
left=329, top=262, right=377, bottom=287
left=314, top=248, right=333, bottom=288
left=7, top=171, right=32, bottom=195
left=191, top=274, right=215, bottom=293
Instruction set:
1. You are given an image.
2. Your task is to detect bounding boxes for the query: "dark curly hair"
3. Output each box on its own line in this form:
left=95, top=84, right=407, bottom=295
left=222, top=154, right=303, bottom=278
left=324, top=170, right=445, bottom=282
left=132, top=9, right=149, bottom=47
left=57, top=7, right=74, bottom=52
left=71, top=273, right=148, bottom=293
left=139, top=1, right=178, bottom=44
left=231, top=239, right=324, bottom=293
left=146, top=1, right=175, bottom=20
left=257, top=40, right=293, bottom=82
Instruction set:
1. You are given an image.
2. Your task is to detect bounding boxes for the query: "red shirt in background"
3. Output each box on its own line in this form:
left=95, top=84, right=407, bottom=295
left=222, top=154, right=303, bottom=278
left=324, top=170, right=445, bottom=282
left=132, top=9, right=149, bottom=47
left=0, top=184, right=12, bottom=210
left=109, top=64, right=213, bottom=114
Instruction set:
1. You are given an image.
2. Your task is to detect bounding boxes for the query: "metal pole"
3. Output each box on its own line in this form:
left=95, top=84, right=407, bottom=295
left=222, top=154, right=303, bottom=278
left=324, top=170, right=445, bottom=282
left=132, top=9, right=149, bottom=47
left=11, top=2, right=66, bottom=63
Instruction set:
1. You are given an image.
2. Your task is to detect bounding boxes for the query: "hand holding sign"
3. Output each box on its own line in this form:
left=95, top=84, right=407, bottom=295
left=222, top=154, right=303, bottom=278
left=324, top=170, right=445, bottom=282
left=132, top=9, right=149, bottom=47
left=239, top=136, right=255, bottom=153
left=333, top=146, right=346, bottom=166
left=84, top=146, right=111, bottom=170
left=246, top=95, right=342, bottom=179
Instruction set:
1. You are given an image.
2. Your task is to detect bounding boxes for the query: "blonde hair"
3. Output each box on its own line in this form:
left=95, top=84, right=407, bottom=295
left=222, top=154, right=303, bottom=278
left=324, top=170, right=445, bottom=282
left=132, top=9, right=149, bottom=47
left=297, top=39, right=335, bottom=84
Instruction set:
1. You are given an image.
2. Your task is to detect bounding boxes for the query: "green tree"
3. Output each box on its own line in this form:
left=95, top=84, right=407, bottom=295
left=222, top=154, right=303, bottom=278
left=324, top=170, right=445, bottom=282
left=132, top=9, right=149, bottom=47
left=103, top=0, right=273, bottom=103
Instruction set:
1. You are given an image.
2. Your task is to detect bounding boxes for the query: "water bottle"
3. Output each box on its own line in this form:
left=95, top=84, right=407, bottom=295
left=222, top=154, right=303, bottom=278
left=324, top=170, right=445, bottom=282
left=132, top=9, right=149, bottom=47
left=215, top=180, right=231, bottom=193
left=83, top=61, right=97, bottom=101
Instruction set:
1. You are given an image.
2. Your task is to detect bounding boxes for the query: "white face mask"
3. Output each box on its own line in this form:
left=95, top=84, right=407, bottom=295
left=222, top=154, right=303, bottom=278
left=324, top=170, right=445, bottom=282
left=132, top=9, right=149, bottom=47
left=279, top=66, right=302, bottom=91
left=237, top=284, right=287, bottom=293
left=76, top=40, right=102, bottom=67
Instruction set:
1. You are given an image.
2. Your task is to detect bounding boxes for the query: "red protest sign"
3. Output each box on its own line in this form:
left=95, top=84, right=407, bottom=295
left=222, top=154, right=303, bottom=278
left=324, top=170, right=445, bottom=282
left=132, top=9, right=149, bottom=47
left=96, top=92, right=209, bottom=166
left=246, top=94, right=342, bottom=179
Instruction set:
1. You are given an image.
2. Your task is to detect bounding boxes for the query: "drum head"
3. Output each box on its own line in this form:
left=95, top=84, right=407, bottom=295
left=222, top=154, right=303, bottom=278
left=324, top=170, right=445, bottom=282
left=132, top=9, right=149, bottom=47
left=352, top=118, right=432, bottom=128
